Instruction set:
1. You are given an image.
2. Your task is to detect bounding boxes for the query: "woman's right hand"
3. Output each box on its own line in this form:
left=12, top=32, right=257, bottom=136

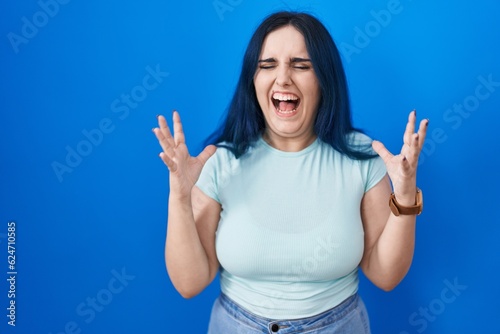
left=153, top=111, right=216, bottom=199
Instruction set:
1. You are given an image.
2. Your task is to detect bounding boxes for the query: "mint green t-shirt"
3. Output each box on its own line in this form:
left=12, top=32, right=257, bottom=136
left=196, top=134, right=387, bottom=319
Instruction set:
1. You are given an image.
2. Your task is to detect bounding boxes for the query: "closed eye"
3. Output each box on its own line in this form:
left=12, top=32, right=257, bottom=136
left=259, top=65, right=276, bottom=69
left=258, top=58, right=276, bottom=70
left=257, top=58, right=312, bottom=70
left=291, top=58, right=312, bottom=70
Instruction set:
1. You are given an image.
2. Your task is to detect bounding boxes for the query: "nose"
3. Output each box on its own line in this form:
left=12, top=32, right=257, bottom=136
left=275, top=66, right=292, bottom=87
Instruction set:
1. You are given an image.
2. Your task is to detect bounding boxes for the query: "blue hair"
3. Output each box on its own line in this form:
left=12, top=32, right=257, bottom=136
left=206, top=11, right=376, bottom=160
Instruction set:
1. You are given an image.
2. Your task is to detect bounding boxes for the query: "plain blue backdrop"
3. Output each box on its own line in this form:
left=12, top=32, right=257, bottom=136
left=1, top=0, right=499, bottom=333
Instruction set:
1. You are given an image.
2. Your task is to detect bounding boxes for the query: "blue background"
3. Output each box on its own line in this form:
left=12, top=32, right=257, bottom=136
left=1, top=0, right=499, bottom=333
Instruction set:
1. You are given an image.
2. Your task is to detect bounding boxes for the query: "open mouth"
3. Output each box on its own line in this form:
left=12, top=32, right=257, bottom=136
left=272, top=92, right=300, bottom=114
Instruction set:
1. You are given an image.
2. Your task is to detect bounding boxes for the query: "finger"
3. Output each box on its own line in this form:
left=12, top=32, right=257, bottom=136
left=416, top=118, right=429, bottom=150
left=372, top=140, right=394, bottom=164
left=403, top=110, right=417, bottom=145
left=152, top=127, right=164, bottom=143
left=196, top=145, right=217, bottom=165
left=173, top=110, right=186, bottom=146
left=390, top=155, right=409, bottom=188
left=402, top=155, right=413, bottom=174
left=159, top=152, right=177, bottom=172
left=407, top=133, right=420, bottom=163
left=152, top=127, right=175, bottom=158
left=399, top=155, right=413, bottom=178
left=158, top=115, right=175, bottom=147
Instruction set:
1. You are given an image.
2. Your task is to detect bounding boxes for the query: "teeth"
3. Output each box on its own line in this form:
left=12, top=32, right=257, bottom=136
left=277, top=108, right=297, bottom=114
left=272, top=92, right=299, bottom=101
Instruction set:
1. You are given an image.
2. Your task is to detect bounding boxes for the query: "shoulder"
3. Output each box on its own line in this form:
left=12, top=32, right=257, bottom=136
left=203, top=144, right=237, bottom=173
left=345, top=131, right=378, bottom=157
left=204, top=140, right=257, bottom=174
left=316, top=132, right=375, bottom=159
left=214, top=138, right=262, bottom=160
left=347, top=131, right=374, bottom=146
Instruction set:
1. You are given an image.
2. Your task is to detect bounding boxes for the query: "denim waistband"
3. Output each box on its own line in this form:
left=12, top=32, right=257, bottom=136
left=218, top=292, right=360, bottom=333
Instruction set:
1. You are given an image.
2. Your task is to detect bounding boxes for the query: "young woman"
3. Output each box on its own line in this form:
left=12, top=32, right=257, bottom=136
left=153, top=11, right=428, bottom=333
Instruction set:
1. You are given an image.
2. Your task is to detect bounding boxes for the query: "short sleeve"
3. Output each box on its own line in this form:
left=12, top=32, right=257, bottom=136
left=349, top=132, right=387, bottom=192
left=363, top=156, right=387, bottom=192
left=195, top=150, right=221, bottom=203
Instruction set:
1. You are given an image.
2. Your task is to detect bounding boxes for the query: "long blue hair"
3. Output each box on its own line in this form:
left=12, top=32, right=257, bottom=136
left=206, top=11, right=375, bottom=160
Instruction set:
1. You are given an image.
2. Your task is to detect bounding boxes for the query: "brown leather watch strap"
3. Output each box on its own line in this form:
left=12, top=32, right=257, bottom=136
left=389, top=188, right=423, bottom=216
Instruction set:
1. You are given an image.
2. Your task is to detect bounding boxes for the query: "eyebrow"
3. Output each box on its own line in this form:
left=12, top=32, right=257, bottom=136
left=258, top=57, right=312, bottom=63
left=258, top=58, right=276, bottom=63
left=290, top=57, right=312, bottom=63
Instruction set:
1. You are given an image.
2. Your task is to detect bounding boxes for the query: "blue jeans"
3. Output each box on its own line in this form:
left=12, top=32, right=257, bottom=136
left=207, top=293, right=371, bottom=333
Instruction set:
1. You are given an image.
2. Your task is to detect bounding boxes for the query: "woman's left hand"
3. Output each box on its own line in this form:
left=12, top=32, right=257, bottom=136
left=372, top=110, right=429, bottom=205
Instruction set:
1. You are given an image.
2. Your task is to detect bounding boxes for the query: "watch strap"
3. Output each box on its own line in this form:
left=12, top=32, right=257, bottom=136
left=389, top=188, right=423, bottom=216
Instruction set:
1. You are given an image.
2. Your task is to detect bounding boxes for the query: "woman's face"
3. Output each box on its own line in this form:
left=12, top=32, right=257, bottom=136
left=254, top=25, right=321, bottom=149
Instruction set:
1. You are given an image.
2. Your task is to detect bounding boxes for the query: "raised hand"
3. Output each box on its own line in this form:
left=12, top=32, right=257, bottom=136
left=152, top=111, right=216, bottom=198
left=372, top=110, right=429, bottom=204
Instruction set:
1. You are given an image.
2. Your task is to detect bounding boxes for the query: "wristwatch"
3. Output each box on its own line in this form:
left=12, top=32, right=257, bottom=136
left=389, top=188, right=423, bottom=216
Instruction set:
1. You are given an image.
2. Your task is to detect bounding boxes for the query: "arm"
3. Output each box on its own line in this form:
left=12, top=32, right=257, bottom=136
left=359, top=111, right=428, bottom=291
left=153, top=112, right=220, bottom=298
left=359, top=175, right=417, bottom=291
left=166, top=186, right=221, bottom=298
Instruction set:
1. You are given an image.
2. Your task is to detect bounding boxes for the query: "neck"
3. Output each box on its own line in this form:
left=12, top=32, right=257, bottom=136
left=262, top=131, right=317, bottom=152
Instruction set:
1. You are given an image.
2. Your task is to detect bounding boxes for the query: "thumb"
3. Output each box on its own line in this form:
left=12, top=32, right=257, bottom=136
left=196, top=145, right=217, bottom=165
left=372, top=140, right=393, bottom=163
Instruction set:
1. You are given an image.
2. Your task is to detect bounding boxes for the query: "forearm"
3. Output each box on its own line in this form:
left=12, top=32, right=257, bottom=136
left=165, top=195, right=211, bottom=298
